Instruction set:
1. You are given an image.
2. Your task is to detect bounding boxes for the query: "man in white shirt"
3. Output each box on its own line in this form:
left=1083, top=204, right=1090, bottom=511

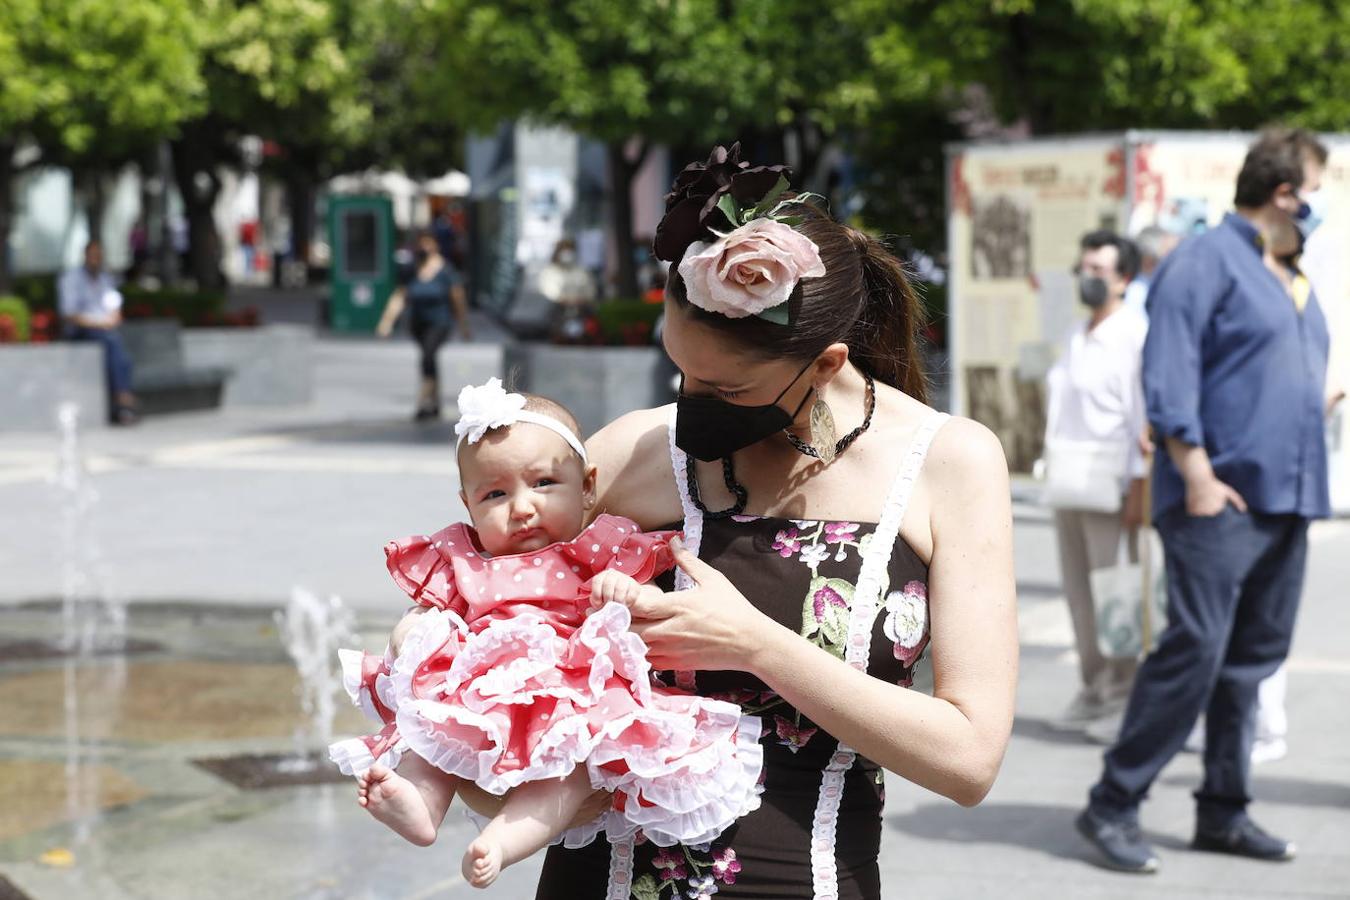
left=59, top=240, right=137, bottom=424
left=1045, top=230, right=1147, bottom=732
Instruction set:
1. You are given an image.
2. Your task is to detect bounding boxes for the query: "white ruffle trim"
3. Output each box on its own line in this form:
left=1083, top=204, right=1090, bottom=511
left=369, top=601, right=765, bottom=843
left=338, top=647, right=395, bottom=724
left=589, top=704, right=764, bottom=847
left=327, top=735, right=406, bottom=777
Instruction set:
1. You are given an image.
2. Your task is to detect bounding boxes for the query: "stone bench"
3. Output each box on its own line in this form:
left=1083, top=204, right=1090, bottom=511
left=180, top=325, right=313, bottom=407
left=0, top=343, right=107, bottom=430
left=121, top=320, right=231, bottom=415
left=502, top=343, right=676, bottom=438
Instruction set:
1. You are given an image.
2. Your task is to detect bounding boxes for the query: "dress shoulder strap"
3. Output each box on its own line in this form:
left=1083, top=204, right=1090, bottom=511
left=845, top=410, right=949, bottom=670
left=667, top=406, right=703, bottom=590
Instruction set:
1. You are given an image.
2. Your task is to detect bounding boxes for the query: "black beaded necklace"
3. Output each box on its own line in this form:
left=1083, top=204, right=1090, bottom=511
left=684, top=454, right=749, bottom=519
left=684, top=371, right=877, bottom=518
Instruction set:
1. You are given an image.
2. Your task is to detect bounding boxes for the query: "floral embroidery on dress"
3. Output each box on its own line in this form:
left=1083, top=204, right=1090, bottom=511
left=801, top=577, right=853, bottom=658
left=879, top=580, right=930, bottom=687
left=631, top=844, right=742, bottom=899
left=773, top=715, right=818, bottom=753
left=882, top=580, right=929, bottom=668
left=771, top=527, right=803, bottom=557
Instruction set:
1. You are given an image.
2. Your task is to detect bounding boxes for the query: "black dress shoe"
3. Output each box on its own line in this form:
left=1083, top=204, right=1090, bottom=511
left=1193, top=816, right=1296, bottom=861
left=1076, top=807, right=1160, bottom=873
left=111, top=405, right=140, bottom=426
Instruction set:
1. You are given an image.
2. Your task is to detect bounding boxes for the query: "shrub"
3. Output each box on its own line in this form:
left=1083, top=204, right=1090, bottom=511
left=591, top=299, right=664, bottom=347
left=0, top=296, right=31, bottom=342
left=121, top=285, right=229, bottom=327
left=10, top=274, right=56, bottom=312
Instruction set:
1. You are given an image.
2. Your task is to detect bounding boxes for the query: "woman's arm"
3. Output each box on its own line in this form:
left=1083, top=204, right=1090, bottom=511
left=376, top=288, right=406, bottom=338
left=631, top=418, right=1018, bottom=807
left=450, top=283, right=473, bottom=339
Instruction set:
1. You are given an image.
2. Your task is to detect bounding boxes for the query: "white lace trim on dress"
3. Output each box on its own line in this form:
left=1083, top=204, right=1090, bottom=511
left=810, top=411, right=948, bottom=899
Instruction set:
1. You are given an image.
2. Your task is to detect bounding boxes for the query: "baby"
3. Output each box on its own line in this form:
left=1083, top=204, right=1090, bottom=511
left=329, top=379, right=762, bottom=889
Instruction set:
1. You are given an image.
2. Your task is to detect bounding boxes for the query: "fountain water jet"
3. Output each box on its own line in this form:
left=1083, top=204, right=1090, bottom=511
left=275, top=586, right=357, bottom=772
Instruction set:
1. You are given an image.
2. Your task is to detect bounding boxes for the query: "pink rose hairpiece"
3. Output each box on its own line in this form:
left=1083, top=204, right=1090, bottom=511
left=454, top=378, right=587, bottom=462
left=654, top=143, right=826, bottom=325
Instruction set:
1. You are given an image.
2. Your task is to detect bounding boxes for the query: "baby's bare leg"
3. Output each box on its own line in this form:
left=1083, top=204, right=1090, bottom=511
left=462, top=768, right=597, bottom=888
left=357, top=754, right=459, bottom=847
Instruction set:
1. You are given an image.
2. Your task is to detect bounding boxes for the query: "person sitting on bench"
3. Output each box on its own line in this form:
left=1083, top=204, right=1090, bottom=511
left=59, top=239, right=138, bottom=425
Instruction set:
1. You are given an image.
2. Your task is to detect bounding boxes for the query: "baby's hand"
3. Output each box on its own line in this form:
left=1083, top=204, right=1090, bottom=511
left=588, top=570, right=650, bottom=611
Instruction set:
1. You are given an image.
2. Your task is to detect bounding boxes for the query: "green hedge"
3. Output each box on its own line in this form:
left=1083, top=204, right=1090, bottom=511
left=120, top=285, right=228, bottom=326
left=0, top=296, right=30, bottom=342
left=593, top=299, right=664, bottom=346
left=6, top=274, right=232, bottom=327
left=9, top=274, right=56, bottom=312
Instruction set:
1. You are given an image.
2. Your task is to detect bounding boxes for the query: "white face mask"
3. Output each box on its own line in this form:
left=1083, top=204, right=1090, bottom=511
left=557, top=249, right=577, bottom=265
left=1296, top=189, right=1329, bottom=238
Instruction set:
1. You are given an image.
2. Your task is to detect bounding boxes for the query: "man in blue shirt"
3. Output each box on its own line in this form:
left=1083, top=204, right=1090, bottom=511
left=59, top=239, right=138, bottom=425
left=1077, top=128, right=1330, bottom=873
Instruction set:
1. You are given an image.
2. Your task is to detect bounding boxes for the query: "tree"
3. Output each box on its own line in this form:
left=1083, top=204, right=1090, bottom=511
left=0, top=0, right=204, bottom=292
left=420, top=0, right=813, bottom=298
left=171, top=0, right=373, bottom=287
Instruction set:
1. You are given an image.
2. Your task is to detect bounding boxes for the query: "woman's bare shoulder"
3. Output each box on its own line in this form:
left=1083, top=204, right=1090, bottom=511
left=923, top=415, right=1011, bottom=515
left=586, top=404, right=682, bottom=529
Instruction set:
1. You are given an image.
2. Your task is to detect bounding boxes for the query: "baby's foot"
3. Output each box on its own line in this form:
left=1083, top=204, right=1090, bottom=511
left=463, top=836, right=503, bottom=889
left=356, top=764, right=437, bottom=846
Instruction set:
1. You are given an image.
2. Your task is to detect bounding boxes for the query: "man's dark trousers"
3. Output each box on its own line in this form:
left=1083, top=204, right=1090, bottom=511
left=66, top=325, right=133, bottom=396
left=1088, top=506, right=1307, bottom=827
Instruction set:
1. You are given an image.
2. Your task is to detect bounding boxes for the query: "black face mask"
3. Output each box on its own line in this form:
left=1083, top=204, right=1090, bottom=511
left=1079, top=276, right=1110, bottom=309
left=675, top=360, right=814, bottom=462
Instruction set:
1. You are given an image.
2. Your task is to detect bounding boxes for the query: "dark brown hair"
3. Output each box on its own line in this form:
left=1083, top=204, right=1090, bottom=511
left=666, top=200, right=928, bottom=403
left=1234, top=127, right=1328, bottom=208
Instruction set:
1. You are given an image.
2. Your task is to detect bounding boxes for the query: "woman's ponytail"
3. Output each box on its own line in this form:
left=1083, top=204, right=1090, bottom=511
left=847, top=229, right=928, bottom=404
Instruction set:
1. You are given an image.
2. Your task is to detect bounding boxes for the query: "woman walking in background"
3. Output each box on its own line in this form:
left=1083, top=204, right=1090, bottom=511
left=377, top=230, right=473, bottom=421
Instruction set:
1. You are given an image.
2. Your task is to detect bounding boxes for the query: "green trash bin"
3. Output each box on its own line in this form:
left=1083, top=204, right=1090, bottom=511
left=327, top=194, right=395, bottom=333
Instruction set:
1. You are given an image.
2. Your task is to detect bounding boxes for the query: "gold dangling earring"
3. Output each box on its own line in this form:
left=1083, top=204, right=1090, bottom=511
left=809, top=391, right=838, bottom=463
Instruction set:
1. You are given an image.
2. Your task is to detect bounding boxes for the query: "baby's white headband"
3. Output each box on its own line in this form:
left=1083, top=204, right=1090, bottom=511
left=454, top=378, right=587, bottom=462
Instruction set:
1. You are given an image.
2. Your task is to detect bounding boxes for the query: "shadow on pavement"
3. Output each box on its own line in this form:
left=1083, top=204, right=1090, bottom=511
left=1009, top=715, right=1104, bottom=748
left=1162, top=772, right=1350, bottom=809
left=887, top=801, right=1098, bottom=865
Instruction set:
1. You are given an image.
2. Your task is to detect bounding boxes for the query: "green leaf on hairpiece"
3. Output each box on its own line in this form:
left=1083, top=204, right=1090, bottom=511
left=755, top=302, right=791, bottom=325
left=717, top=194, right=742, bottom=229
left=775, top=215, right=805, bottom=227
left=750, top=175, right=791, bottom=217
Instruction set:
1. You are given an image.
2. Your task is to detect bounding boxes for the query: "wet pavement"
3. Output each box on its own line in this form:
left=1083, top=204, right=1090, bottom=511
left=1, top=326, right=1347, bottom=898
left=0, top=601, right=547, bottom=899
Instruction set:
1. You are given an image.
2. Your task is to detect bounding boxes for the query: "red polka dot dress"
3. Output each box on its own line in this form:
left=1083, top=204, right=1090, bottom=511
left=329, top=514, right=764, bottom=848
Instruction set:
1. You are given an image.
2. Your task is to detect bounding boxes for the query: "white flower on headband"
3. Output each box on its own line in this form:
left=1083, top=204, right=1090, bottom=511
left=455, top=378, right=527, bottom=445
left=453, top=378, right=588, bottom=462
left=678, top=218, right=826, bottom=323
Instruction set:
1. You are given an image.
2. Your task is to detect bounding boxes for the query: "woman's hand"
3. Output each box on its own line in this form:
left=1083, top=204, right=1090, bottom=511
left=627, top=538, right=781, bottom=671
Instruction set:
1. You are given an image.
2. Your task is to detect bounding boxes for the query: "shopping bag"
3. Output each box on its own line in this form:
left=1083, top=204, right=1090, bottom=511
left=1091, top=531, right=1167, bottom=659
left=1042, top=438, right=1128, bottom=513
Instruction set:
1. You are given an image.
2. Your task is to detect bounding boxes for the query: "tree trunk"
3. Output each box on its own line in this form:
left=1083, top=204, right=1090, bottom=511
left=606, top=140, right=648, bottom=300
left=285, top=169, right=315, bottom=284
left=155, top=140, right=178, bottom=285
left=0, top=141, right=15, bottom=295
left=81, top=168, right=107, bottom=247
left=170, top=133, right=225, bottom=289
